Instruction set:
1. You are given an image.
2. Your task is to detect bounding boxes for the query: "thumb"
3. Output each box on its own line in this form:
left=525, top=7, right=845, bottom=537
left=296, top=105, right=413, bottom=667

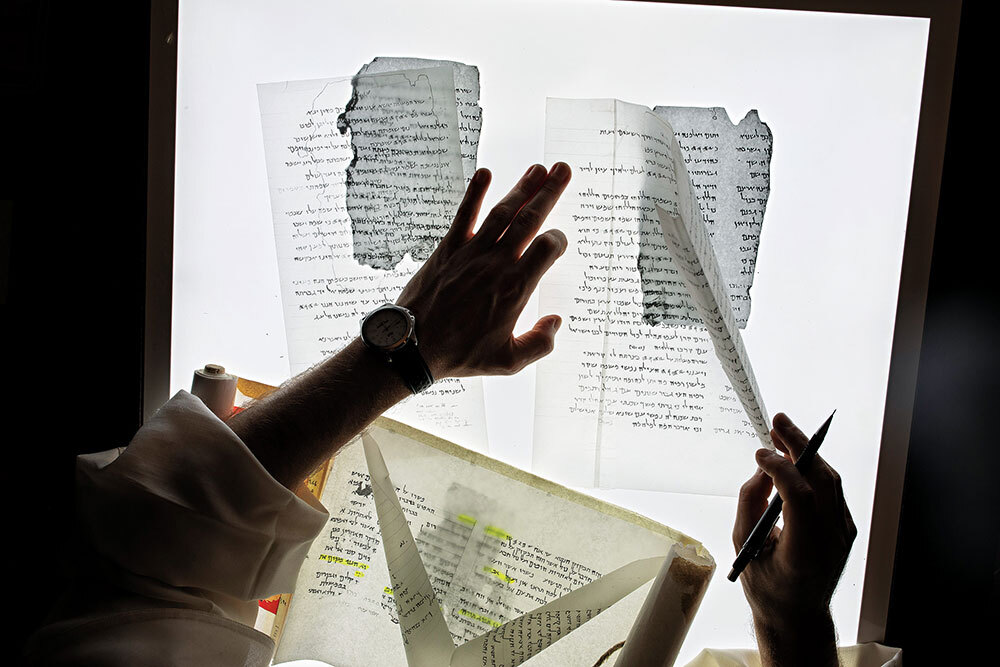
left=506, top=315, right=561, bottom=374
left=755, top=448, right=815, bottom=524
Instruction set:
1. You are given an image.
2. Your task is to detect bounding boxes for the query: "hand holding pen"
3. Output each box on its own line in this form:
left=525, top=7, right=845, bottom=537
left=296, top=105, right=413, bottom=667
left=731, top=413, right=858, bottom=667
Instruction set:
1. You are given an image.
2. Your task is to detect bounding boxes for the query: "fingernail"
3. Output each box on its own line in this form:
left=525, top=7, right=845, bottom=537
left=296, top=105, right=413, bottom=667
left=755, top=449, right=777, bottom=463
left=524, top=164, right=545, bottom=181
left=552, top=316, right=562, bottom=331
left=473, top=168, right=489, bottom=184
left=551, top=162, right=570, bottom=178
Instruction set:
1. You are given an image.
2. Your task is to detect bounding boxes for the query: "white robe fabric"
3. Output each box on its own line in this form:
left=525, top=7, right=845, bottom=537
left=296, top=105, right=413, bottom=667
left=22, top=391, right=901, bottom=666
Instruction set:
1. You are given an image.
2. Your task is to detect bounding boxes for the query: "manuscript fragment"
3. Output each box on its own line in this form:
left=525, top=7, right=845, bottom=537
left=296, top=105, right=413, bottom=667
left=338, top=65, right=467, bottom=270
left=354, top=57, right=482, bottom=182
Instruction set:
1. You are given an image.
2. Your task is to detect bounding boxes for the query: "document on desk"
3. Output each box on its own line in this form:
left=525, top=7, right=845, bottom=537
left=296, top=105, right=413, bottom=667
left=258, top=62, right=488, bottom=452
left=273, top=418, right=714, bottom=667
left=533, top=99, right=773, bottom=495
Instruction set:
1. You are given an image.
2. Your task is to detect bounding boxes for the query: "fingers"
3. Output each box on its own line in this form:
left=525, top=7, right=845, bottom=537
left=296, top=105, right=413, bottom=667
left=733, top=467, right=773, bottom=550
left=755, top=449, right=815, bottom=519
left=516, top=229, right=568, bottom=297
left=498, top=162, right=572, bottom=256
left=444, top=168, right=491, bottom=246
left=474, top=164, right=548, bottom=245
left=502, top=315, right=562, bottom=375
left=773, top=413, right=843, bottom=505
left=772, top=413, right=809, bottom=462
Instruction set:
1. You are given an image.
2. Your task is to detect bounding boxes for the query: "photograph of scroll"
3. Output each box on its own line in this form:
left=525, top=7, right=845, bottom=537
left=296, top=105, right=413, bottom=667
left=533, top=99, right=774, bottom=495
left=273, top=418, right=714, bottom=667
left=258, top=61, right=488, bottom=452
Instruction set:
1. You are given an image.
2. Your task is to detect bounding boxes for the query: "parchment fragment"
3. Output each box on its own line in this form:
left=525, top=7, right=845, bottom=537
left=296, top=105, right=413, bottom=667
left=338, top=65, right=467, bottom=270
left=357, top=57, right=482, bottom=182
left=638, top=107, right=772, bottom=328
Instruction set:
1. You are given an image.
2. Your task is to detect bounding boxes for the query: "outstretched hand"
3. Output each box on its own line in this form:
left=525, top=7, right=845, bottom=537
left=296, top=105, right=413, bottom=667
left=398, top=163, right=571, bottom=379
left=733, top=412, right=857, bottom=665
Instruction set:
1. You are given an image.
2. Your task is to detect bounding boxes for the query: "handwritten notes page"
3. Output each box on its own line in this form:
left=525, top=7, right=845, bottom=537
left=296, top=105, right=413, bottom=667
left=274, top=418, right=712, bottom=666
left=258, top=65, right=487, bottom=452
left=533, top=99, right=771, bottom=496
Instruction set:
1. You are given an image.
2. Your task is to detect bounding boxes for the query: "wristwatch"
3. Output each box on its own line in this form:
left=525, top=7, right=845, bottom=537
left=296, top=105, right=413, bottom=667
left=360, top=304, right=434, bottom=394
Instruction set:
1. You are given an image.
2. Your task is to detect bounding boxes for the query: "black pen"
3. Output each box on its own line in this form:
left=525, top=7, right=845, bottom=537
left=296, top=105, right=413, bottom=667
left=728, top=411, right=836, bottom=582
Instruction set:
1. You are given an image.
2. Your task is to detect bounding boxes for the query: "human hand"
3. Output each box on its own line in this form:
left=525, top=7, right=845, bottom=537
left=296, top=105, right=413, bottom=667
left=733, top=413, right=857, bottom=664
left=397, top=163, right=571, bottom=379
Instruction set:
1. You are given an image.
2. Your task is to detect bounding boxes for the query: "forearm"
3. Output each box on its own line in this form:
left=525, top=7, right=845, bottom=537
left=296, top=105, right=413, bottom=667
left=228, top=337, right=410, bottom=489
left=753, top=609, right=839, bottom=667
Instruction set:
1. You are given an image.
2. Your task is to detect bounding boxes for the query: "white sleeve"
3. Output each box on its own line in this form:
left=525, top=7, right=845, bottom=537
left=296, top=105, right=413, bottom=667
left=73, top=390, right=329, bottom=620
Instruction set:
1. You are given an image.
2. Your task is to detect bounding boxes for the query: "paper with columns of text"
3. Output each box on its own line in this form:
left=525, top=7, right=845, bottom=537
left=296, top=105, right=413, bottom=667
left=273, top=418, right=712, bottom=666
left=533, top=99, right=772, bottom=496
left=258, top=66, right=487, bottom=452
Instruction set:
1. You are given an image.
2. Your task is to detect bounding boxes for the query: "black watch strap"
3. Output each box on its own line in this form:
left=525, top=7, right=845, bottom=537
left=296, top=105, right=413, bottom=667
left=389, top=342, right=434, bottom=394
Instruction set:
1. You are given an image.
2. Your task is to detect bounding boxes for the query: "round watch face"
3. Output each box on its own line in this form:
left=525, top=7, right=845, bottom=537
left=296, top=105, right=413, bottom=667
left=363, top=307, right=410, bottom=350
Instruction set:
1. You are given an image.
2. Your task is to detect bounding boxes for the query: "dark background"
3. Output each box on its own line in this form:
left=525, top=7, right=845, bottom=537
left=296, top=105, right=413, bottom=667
left=1, top=1, right=995, bottom=662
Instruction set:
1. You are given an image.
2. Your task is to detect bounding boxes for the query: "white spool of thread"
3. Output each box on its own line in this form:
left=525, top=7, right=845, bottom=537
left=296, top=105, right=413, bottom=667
left=191, top=364, right=238, bottom=420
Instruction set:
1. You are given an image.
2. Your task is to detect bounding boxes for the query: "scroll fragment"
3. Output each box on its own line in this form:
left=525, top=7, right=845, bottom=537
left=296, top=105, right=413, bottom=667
left=353, top=57, right=482, bottom=182
left=337, top=64, right=467, bottom=270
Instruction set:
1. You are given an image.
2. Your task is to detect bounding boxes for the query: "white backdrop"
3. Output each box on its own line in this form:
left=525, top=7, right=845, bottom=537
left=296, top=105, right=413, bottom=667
left=172, top=0, right=929, bottom=661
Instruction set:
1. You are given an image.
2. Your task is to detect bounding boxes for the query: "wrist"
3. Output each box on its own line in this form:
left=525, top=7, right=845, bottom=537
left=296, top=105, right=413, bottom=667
left=344, top=336, right=413, bottom=401
left=359, top=304, right=436, bottom=392
left=752, top=607, right=837, bottom=667
left=752, top=605, right=833, bottom=635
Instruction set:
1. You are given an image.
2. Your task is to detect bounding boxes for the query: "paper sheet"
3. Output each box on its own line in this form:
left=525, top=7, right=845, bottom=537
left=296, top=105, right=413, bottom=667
left=258, top=67, right=488, bottom=452
left=274, top=418, right=711, bottom=666
left=533, top=99, right=770, bottom=495
left=363, top=432, right=455, bottom=665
